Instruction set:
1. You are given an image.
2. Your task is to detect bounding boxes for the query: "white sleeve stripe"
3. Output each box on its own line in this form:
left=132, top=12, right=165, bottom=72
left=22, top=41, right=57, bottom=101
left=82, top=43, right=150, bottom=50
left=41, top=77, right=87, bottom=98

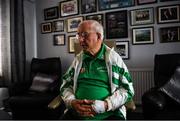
left=112, top=72, right=119, bottom=80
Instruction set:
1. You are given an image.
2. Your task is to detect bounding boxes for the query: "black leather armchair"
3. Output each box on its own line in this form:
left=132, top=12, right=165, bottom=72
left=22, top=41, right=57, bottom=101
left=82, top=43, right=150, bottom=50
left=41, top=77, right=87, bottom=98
left=142, top=54, right=180, bottom=120
left=7, top=57, right=65, bottom=119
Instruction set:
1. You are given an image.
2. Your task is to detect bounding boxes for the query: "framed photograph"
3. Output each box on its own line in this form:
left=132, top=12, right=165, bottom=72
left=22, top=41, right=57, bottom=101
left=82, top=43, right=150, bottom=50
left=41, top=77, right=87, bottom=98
left=67, top=16, right=83, bottom=33
left=60, top=0, right=79, bottom=17
left=53, top=34, right=65, bottom=46
left=106, top=10, right=128, bottom=39
left=98, top=0, right=134, bottom=11
left=159, top=26, right=180, bottom=43
left=130, top=8, right=154, bottom=26
left=86, top=14, right=104, bottom=25
left=52, top=20, right=64, bottom=32
left=44, top=6, right=59, bottom=20
left=160, top=0, right=178, bottom=2
left=132, top=27, right=154, bottom=45
left=157, top=5, right=180, bottom=24
left=81, top=0, right=97, bottom=14
left=68, top=35, right=78, bottom=53
left=41, top=22, right=52, bottom=34
left=116, top=41, right=129, bottom=59
left=137, top=0, right=157, bottom=5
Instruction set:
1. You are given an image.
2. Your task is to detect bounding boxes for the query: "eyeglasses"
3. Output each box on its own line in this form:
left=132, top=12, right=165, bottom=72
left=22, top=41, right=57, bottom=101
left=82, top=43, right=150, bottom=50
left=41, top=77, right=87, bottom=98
left=76, top=31, right=96, bottom=39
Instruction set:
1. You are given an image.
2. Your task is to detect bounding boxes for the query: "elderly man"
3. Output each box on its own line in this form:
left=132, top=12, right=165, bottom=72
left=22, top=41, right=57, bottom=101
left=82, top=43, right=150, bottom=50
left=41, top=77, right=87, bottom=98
left=60, top=20, right=134, bottom=120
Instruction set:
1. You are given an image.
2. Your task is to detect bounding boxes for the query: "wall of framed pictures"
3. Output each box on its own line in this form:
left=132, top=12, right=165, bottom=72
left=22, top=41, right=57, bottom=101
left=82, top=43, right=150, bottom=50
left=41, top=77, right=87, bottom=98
left=36, top=0, right=180, bottom=73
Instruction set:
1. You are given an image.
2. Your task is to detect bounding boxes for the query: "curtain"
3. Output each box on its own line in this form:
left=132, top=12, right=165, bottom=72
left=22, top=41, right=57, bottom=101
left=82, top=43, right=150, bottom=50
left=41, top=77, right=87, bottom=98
left=0, top=0, right=11, bottom=86
left=10, top=0, right=26, bottom=83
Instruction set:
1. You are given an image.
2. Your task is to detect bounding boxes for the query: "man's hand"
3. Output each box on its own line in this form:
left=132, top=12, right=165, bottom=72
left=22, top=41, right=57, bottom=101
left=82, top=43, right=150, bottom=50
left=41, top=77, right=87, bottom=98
left=71, top=99, right=95, bottom=117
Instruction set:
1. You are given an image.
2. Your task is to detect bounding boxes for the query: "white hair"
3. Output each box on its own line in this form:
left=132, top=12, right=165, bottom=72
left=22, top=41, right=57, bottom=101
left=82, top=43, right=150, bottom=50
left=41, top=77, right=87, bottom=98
left=78, top=20, right=104, bottom=40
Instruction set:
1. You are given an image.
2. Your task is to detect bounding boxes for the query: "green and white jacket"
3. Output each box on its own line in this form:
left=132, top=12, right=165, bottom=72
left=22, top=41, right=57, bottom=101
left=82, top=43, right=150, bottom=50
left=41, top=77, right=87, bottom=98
left=60, top=44, right=134, bottom=119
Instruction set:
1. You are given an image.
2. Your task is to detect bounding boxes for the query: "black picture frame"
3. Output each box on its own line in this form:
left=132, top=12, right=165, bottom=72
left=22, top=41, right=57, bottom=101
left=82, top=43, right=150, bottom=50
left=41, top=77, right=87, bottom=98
left=53, top=34, right=65, bottom=46
left=137, top=0, right=157, bottom=5
left=52, top=20, right=64, bottom=32
left=98, top=0, right=134, bottom=11
left=157, top=5, right=180, bottom=24
left=44, top=6, right=59, bottom=20
left=41, top=22, right=52, bottom=34
left=130, top=7, right=154, bottom=26
left=116, top=41, right=129, bottom=59
left=67, top=16, right=83, bottom=33
left=132, top=27, right=154, bottom=45
left=68, top=35, right=78, bottom=53
left=86, top=14, right=104, bottom=25
left=60, top=0, right=79, bottom=17
left=160, top=0, right=178, bottom=2
left=159, top=26, right=180, bottom=43
left=81, top=0, right=97, bottom=14
left=106, top=10, right=128, bottom=39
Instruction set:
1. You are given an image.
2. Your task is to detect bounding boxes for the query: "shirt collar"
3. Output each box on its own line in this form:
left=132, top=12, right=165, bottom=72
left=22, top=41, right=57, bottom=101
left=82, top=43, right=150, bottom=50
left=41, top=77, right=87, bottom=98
left=83, top=43, right=106, bottom=60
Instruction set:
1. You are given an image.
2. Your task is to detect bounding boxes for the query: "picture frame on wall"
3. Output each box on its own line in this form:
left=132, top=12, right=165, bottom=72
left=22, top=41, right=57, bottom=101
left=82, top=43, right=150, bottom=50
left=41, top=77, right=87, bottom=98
left=52, top=20, right=64, bottom=32
left=106, top=10, right=128, bottom=39
left=44, top=6, right=59, bottom=20
left=116, top=41, right=129, bottom=59
left=98, top=0, right=134, bottom=11
left=60, top=0, right=79, bottom=17
left=159, top=26, right=180, bottom=43
left=132, top=27, right=154, bottom=45
left=67, top=16, right=83, bottom=33
left=81, top=0, right=97, bottom=14
left=41, top=22, right=52, bottom=34
left=160, top=0, right=178, bottom=2
left=137, top=0, right=157, bottom=5
left=130, top=7, right=154, bottom=26
left=53, top=34, right=65, bottom=46
left=68, top=35, right=78, bottom=53
left=86, top=14, right=104, bottom=25
left=157, top=5, right=180, bottom=24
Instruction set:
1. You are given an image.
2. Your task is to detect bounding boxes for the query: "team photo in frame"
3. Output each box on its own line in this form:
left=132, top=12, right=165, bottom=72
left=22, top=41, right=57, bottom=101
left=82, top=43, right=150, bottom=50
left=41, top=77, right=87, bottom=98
left=130, top=7, right=154, bottom=26
left=67, top=16, right=83, bottom=33
left=60, top=0, right=79, bottom=17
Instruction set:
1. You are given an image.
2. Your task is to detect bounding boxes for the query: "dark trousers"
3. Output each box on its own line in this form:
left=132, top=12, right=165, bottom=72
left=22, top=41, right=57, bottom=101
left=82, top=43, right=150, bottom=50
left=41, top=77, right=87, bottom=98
left=60, top=109, right=125, bottom=120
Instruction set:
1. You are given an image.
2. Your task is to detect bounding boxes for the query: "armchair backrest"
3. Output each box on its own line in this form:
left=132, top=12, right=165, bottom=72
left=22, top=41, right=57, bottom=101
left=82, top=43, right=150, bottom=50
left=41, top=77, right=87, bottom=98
left=30, top=57, right=62, bottom=92
left=154, top=53, right=180, bottom=88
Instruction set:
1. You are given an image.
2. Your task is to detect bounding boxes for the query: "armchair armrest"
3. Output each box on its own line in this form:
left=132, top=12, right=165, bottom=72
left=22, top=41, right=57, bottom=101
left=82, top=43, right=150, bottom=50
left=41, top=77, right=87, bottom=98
left=9, top=81, right=31, bottom=96
left=142, top=88, right=166, bottom=110
left=48, top=95, right=63, bottom=109
left=125, top=100, right=136, bottom=111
